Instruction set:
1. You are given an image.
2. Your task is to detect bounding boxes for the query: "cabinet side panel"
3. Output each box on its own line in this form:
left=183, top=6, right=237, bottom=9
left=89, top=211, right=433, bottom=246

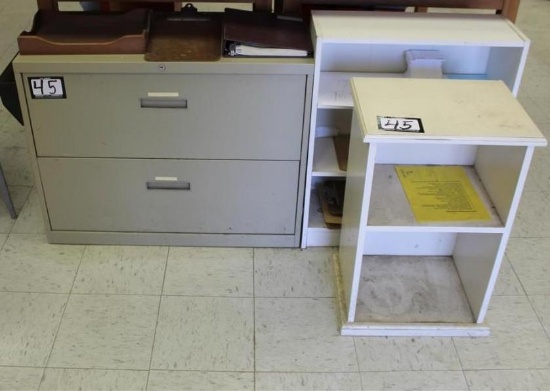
left=487, top=46, right=526, bottom=96
left=339, top=113, right=373, bottom=322
left=454, top=232, right=503, bottom=322
left=475, top=145, right=527, bottom=225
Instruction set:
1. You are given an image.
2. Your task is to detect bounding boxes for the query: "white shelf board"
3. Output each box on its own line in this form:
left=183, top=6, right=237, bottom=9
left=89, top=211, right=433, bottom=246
left=313, top=137, right=347, bottom=177
left=339, top=322, right=490, bottom=337
left=367, top=164, right=505, bottom=231
left=312, top=11, right=527, bottom=47
left=318, top=72, right=401, bottom=109
left=318, top=72, right=488, bottom=109
left=352, top=78, right=547, bottom=145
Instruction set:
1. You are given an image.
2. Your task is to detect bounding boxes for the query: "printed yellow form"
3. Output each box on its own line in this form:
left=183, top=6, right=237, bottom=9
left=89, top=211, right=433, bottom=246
left=395, top=165, right=491, bottom=223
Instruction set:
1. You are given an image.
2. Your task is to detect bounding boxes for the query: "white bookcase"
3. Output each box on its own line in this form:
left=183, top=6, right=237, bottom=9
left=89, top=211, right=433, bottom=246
left=302, top=10, right=531, bottom=247
left=336, top=78, right=546, bottom=336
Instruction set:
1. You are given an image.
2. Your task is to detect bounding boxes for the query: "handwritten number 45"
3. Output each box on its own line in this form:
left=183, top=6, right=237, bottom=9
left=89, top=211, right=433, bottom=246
left=32, top=79, right=58, bottom=95
left=384, top=119, right=414, bottom=130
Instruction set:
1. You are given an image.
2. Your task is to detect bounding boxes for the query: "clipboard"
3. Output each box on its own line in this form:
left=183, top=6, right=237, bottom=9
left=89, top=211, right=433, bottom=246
left=145, top=5, right=222, bottom=62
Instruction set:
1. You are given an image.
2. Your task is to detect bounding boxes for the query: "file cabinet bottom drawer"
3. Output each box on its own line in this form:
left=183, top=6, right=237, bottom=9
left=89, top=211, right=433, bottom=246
left=38, top=158, right=299, bottom=235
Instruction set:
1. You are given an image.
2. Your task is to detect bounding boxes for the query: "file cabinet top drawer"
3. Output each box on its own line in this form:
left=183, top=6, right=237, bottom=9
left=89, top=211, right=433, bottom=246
left=25, top=73, right=308, bottom=160
left=14, top=55, right=313, bottom=75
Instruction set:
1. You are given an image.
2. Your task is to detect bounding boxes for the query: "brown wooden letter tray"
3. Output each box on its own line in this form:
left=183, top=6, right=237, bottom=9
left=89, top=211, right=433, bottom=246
left=18, top=9, right=150, bottom=55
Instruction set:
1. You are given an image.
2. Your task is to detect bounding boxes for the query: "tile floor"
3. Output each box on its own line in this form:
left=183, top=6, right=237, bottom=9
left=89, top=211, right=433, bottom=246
left=1, top=0, right=550, bottom=390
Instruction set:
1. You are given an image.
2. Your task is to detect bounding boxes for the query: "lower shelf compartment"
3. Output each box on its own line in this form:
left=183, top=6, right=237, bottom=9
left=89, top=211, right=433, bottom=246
left=333, top=254, right=490, bottom=337
left=356, top=255, right=474, bottom=324
left=307, top=188, right=340, bottom=246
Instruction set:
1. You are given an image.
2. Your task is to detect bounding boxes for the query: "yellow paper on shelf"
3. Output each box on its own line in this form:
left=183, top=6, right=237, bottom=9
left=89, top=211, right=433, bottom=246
left=395, top=165, right=491, bottom=223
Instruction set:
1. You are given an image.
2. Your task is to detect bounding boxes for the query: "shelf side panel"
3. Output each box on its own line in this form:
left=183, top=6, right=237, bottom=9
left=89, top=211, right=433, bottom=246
left=487, top=46, right=526, bottom=96
left=453, top=232, right=503, bottom=321
left=312, top=137, right=347, bottom=176
left=475, top=145, right=527, bottom=225
left=339, top=113, right=374, bottom=322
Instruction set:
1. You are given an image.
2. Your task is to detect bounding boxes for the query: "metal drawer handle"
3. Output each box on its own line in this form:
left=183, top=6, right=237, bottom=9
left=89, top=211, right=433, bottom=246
left=140, top=97, right=188, bottom=109
left=146, top=180, right=191, bottom=190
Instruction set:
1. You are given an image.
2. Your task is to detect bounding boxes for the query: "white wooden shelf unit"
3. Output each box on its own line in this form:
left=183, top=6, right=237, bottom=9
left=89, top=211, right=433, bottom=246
left=302, top=10, right=531, bottom=247
left=337, top=77, right=546, bottom=336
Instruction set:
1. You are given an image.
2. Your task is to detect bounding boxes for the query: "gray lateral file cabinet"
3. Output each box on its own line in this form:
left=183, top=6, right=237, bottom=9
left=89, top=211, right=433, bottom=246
left=14, top=56, right=313, bottom=247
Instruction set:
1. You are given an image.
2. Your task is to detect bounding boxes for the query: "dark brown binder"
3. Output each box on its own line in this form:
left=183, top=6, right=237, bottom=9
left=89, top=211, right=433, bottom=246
left=223, top=8, right=313, bottom=56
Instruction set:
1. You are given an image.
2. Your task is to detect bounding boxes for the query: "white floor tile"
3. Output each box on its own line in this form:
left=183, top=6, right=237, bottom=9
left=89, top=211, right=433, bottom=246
left=529, top=149, right=550, bottom=193
left=360, top=371, right=468, bottom=391
left=464, top=369, right=550, bottom=390
left=0, top=234, right=83, bottom=293
left=519, top=66, right=550, bottom=103
left=0, top=292, right=67, bottom=366
left=0, top=115, right=26, bottom=149
left=354, top=337, right=461, bottom=371
left=151, top=296, right=254, bottom=371
left=517, top=95, right=550, bottom=130
left=147, top=370, right=254, bottom=390
left=163, top=247, right=253, bottom=297
left=0, top=44, right=18, bottom=70
left=0, top=104, right=10, bottom=127
left=10, top=189, right=45, bottom=234
left=48, top=294, right=159, bottom=370
left=39, top=368, right=148, bottom=390
left=0, top=17, right=32, bottom=48
left=493, top=256, right=525, bottom=296
left=0, top=186, right=30, bottom=233
left=506, top=238, right=550, bottom=295
left=2, top=0, right=37, bottom=18
left=511, top=191, right=550, bottom=238
left=72, top=245, right=168, bottom=295
left=0, top=366, right=43, bottom=391
left=254, top=247, right=335, bottom=297
left=530, top=295, right=550, bottom=335
left=0, top=147, right=33, bottom=187
left=255, top=298, right=358, bottom=372
left=255, top=372, right=362, bottom=391
left=453, top=296, right=550, bottom=370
